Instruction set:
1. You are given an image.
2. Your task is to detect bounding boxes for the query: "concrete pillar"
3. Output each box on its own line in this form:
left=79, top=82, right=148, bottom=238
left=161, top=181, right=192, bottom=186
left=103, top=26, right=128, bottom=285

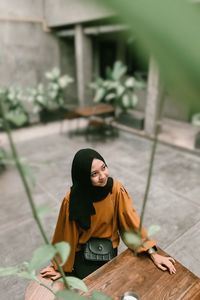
left=145, top=57, right=163, bottom=136
left=93, top=40, right=100, bottom=79
left=75, top=24, right=93, bottom=106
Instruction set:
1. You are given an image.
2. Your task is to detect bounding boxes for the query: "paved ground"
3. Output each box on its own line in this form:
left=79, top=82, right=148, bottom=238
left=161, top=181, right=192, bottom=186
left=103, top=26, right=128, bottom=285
left=0, top=119, right=200, bottom=300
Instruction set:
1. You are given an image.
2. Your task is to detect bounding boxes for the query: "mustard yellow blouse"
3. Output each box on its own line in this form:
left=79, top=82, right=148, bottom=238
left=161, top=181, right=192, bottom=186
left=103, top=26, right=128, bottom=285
left=52, top=180, right=156, bottom=272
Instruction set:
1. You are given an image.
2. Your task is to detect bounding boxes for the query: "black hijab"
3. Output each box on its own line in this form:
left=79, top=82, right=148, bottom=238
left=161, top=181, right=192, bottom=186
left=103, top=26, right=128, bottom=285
left=69, top=148, right=113, bottom=230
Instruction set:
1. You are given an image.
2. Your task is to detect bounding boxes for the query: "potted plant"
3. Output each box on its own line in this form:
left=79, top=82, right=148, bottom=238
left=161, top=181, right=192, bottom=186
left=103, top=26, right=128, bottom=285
left=28, top=67, right=74, bottom=123
left=191, top=113, right=200, bottom=149
left=89, top=61, right=145, bottom=129
left=27, top=83, right=48, bottom=121
left=0, top=87, right=29, bottom=129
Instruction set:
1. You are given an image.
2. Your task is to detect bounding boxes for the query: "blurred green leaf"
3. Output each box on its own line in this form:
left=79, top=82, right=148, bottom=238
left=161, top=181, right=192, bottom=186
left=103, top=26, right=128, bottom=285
left=0, top=118, right=3, bottom=128
left=56, top=290, right=88, bottom=300
left=97, top=0, right=200, bottom=111
left=54, top=242, right=70, bottom=266
left=94, top=88, right=106, bottom=103
left=0, top=147, right=8, bottom=162
left=0, top=262, right=36, bottom=280
left=191, top=113, right=200, bottom=127
left=122, top=94, right=130, bottom=108
left=21, top=163, right=36, bottom=187
left=6, top=112, right=27, bottom=127
left=29, top=244, right=56, bottom=271
left=131, top=94, right=138, bottom=107
left=147, top=224, right=161, bottom=237
left=125, top=77, right=135, bottom=88
left=123, top=232, right=143, bottom=249
left=61, top=276, right=88, bottom=292
left=58, top=75, right=74, bottom=88
left=36, top=205, right=53, bottom=219
left=105, top=93, right=115, bottom=102
left=91, top=291, right=112, bottom=300
left=0, top=266, right=19, bottom=276
left=116, top=85, right=125, bottom=98
left=17, top=271, right=37, bottom=280
left=112, top=61, right=127, bottom=80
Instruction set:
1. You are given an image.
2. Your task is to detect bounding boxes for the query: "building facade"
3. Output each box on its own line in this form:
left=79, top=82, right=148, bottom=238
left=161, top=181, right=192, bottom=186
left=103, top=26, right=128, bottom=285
left=0, top=0, right=193, bottom=130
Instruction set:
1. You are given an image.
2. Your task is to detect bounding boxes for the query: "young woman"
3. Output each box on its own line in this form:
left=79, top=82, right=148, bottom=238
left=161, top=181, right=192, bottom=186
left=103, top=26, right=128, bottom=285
left=41, top=148, right=176, bottom=280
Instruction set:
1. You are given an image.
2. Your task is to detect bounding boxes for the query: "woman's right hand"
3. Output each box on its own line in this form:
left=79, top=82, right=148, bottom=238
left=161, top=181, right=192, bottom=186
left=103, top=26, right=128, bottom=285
left=40, top=265, right=61, bottom=281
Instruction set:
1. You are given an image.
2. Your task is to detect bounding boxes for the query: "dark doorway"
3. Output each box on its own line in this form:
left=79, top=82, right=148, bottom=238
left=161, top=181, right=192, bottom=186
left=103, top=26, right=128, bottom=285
left=125, top=41, right=149, bottom=81
left=99, top=40, right=117, bottom=78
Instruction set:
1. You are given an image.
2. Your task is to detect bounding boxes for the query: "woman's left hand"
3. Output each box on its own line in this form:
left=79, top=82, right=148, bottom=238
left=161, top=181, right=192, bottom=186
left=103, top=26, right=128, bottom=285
left=150, top=253, right=176, bottom=274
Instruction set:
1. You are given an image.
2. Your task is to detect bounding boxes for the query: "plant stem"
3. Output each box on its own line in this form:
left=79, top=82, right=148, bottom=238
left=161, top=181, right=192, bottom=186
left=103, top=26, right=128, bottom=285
left=36, top=279, right=56, bottom=296
left=139, top=89, right=165, bottom=232
left=0, top=99, right=49, bottom=244
left=0, top=98, right=69, bottom=290
left=139, top=125, right=159, bottom=232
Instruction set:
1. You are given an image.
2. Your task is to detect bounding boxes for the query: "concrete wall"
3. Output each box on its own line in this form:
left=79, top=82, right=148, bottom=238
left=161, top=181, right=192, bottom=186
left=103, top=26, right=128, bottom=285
left=136, top=90, right=191, bottom=122
left=0, top=0, right=43, bottom=19
left=0, top=22, right=60, bottom=87
left=163, top=94, right=191, bottom=121
left=0, top=0, right=73, bottom=92
left=45, top=0, right=115, bottom=27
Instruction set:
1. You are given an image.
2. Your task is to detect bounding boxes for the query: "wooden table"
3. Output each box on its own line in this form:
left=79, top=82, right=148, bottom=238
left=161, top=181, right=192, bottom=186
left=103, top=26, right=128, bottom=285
left=83, top=249, right=200, bottom=300
left=74, top=103, right=114, bottom=118
left=72, top=103, right=116, bottom=139
left=25, top=248, right=200, bottom=300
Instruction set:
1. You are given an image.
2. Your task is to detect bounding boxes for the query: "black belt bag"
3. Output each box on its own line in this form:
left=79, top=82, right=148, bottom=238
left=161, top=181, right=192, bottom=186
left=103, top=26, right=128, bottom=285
left=84, top=238, right=115, bottom=262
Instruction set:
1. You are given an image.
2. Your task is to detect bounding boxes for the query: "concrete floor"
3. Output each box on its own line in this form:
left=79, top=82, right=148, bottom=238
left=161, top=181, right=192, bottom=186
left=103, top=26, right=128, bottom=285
left=0, top=119, right=200, bottom=300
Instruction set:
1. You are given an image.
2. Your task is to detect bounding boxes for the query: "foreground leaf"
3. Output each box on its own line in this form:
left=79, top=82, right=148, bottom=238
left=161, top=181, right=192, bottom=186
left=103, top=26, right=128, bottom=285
left=0, top=266, right=19, bottom=276
left=21, top=163, right=36, bottom=187
left=91, top=291, right=112, bottom=300
left=147, top=225, right=161, bottom=237
left=123, top=232, right=143, bottom=249
left=29, top=244, right=56, bottom=271
left=56, top=290, right=88, bottom=300
left=97, top=0, right=200, bottom=112
left=54, top=242, right=70, bottom=266
left=17, top=271, right=37, bottom=281
left=36, top=204, right=53, bottom=219
left=65, top=276, right=88, bottom=292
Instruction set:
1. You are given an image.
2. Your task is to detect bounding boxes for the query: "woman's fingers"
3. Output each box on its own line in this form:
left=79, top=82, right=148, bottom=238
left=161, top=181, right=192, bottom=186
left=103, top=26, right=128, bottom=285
left=151, top=254, right=176, bottom=274
left=157, top=264, right=167, bottom=271
left=51, top=273, right=62, bottom=281
left=40, top=266, right=54, bottom=274
left=168, top=257, right=176, bottom=264
left=40, top=265, right=61, bottom=279
left=163, top=257, right=176, bottom=274
left=40, top=271, right=54, bottom=277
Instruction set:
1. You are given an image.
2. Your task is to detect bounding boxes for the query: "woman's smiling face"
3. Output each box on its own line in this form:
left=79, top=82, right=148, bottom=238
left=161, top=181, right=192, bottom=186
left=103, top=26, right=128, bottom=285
left=90, top=159, right=109, bottom=187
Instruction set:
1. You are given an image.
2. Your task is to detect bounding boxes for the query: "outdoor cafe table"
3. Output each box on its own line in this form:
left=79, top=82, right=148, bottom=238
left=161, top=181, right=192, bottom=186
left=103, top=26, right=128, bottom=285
left=25, top=248, right=200, bottom=300
left=73, top=103, right=114, bottom=118
left=82, top=248, right=200, bottom=299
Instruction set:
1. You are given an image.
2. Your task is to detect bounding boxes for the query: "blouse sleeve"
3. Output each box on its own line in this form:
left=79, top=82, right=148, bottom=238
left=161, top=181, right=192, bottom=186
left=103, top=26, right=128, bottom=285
left=116, top=184, right=156, bottom=253
left=51, top=193, right=79, bottom=272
